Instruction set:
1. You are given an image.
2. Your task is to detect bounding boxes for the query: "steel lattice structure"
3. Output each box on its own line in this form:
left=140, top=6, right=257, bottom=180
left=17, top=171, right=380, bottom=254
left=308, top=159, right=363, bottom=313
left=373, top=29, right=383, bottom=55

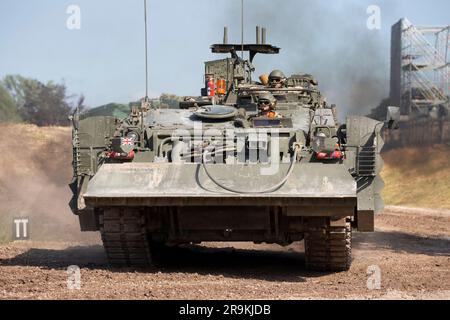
left=390, top=18, right=449, bottom=118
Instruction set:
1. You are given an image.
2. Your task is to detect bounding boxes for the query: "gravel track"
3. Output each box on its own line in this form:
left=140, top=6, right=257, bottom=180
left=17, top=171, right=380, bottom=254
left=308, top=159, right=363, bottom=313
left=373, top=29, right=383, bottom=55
left=0, top=208, right=449, bottom=300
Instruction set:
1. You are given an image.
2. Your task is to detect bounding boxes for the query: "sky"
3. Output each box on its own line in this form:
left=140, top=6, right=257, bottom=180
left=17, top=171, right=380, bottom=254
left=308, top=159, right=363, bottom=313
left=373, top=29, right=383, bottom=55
left=0, top=0, right=449, bottom=111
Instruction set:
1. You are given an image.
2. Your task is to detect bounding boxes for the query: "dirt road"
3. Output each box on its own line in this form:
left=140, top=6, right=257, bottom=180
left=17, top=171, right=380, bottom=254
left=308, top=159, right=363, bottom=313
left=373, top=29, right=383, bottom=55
left=0, top=207, right=449, bottom=300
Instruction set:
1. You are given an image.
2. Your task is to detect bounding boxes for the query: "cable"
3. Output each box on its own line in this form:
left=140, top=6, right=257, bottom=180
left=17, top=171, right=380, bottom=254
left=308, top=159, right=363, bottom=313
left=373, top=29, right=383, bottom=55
left=157, top=137, right=173, bottom=157
left=201, top=145, right=300, bottom=194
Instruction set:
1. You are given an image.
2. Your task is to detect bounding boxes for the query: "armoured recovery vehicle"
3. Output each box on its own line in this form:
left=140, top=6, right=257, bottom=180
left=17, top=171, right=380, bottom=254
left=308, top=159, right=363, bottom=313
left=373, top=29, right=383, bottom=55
left=70, top=28, right=399, bottom=271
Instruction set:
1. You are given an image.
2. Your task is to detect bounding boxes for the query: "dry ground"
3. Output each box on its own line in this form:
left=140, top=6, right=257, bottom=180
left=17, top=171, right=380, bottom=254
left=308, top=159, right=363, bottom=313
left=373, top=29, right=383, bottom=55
left=0, top=207, right=448, bottom=300
left=0, top=124, right=449, bottom=300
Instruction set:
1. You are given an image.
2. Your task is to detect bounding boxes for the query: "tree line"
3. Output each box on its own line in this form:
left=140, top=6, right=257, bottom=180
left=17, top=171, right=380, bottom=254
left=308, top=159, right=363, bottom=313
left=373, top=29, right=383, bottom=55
left=0, top=75, right=86, bottom=126
left=0, top=75, right=185, bottom=126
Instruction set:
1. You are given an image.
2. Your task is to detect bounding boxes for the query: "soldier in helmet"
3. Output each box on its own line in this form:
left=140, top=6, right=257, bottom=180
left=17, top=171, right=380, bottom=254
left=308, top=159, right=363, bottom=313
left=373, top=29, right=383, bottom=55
left=257, top=92, right=280, bottom=118
left=268, top=70, right=287, bottom=88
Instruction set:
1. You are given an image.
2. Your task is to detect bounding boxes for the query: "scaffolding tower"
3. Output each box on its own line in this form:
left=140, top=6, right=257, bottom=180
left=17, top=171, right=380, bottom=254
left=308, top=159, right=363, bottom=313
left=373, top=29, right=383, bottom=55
left=390, top=18, right=450, bottom=118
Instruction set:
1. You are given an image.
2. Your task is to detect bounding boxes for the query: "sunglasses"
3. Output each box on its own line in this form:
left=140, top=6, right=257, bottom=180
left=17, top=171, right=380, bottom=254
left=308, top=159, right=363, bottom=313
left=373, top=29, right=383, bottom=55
left=258, top=100, right=271, bottom=105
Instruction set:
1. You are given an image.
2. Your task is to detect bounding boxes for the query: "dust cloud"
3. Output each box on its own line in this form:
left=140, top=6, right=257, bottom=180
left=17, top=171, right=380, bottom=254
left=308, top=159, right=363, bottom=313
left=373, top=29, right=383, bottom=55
left=0, top=124, right=99, bottom=243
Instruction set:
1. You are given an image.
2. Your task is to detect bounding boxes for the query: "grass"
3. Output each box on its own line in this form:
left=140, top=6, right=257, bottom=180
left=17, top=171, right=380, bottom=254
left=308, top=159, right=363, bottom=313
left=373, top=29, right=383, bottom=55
left=0, top=211, right=12, bottom=244
left=381, top=145, right=450, bottom=210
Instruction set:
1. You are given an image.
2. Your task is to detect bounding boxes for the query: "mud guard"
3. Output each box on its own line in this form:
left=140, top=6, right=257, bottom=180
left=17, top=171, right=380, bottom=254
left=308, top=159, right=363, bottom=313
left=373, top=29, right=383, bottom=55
left=70, top=115, right=118, bottom=231
left=345, top=116, right=385, bottom=232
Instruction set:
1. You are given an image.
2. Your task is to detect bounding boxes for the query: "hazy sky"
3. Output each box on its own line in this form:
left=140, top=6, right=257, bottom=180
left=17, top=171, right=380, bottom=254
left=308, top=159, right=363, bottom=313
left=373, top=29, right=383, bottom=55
left=0, top=0, right=449, bottom=110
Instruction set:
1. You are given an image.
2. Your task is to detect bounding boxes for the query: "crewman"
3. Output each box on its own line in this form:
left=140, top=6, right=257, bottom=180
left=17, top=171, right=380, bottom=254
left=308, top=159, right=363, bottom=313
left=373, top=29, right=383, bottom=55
left=268, top=70, right=287, bottom=88
left=257, top=92, right=280, bottom=118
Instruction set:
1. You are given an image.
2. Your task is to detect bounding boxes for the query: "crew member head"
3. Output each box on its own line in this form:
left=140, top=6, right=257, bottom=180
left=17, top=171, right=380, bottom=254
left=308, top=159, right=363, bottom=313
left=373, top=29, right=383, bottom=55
left=268, top=70, right=286, bottom=88
left=257, top=92, right=277, bottom=118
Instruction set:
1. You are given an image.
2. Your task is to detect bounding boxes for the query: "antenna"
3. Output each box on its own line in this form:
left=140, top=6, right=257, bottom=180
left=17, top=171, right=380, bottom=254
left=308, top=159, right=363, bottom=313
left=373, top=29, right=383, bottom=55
left=144, top=0, right=149, bottom=100
left=223, top=26, right=228, bottom=44
left=241, top=0, right=244, bottom=60
left=256, top=26, right=260, bottom=44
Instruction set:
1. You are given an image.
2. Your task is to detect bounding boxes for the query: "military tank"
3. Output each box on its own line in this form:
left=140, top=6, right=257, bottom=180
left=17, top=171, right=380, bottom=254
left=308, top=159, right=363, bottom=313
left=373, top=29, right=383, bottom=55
left=69, top=27, right=399, bottom=271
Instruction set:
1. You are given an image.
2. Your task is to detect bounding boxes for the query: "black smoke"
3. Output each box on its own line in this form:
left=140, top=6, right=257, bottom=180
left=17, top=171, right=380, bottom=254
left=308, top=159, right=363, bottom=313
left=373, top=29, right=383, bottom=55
left=220, top=0, right=392, bottom=118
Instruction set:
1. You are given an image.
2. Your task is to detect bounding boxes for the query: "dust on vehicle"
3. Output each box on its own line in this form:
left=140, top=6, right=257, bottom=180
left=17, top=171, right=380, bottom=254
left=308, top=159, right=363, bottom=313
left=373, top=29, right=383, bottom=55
left=69, top=27, right=399, bottom=272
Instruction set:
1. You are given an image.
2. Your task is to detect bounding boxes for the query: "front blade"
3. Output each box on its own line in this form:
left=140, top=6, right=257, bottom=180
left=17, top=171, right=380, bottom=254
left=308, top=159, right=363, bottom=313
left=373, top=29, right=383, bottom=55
left=84, top=162, right=357, bottom=206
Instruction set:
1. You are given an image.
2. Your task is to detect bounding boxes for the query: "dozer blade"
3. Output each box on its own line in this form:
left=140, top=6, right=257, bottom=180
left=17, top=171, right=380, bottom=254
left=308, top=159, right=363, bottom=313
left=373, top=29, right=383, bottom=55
left=84, top=163, right=357, bottom=207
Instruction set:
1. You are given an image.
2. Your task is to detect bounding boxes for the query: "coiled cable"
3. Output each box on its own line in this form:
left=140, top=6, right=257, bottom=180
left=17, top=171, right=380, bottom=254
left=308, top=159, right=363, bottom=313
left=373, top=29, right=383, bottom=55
left=202, top=145, right=301, bottom=194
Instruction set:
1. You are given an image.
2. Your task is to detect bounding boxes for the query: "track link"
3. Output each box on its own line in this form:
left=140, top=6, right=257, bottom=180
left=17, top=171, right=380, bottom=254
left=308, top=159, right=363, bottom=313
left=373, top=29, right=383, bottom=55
left=100, top=208, right=152, bottom=268
left=304, top=217, right=352, bottom=272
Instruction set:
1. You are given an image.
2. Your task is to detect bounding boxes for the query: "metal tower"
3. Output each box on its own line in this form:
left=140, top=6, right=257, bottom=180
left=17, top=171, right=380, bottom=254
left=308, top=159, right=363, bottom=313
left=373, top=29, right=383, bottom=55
left=390, top=18, right=449, bottom=118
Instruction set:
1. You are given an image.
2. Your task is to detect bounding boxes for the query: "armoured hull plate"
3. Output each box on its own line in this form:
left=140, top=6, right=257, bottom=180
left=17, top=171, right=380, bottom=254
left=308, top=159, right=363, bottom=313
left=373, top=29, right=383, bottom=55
left=84, top=163, right=356, bottom=207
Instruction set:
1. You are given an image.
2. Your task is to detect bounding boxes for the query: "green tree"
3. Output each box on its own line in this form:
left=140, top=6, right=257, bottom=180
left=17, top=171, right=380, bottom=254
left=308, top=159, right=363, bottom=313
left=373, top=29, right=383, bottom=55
left=81, top=102, right=130, bottom=120
left=160, top=93, right=182, bottom=109
left=3, top=75, right=73, bottom=126
left=0, top=83, right=21, bottom=123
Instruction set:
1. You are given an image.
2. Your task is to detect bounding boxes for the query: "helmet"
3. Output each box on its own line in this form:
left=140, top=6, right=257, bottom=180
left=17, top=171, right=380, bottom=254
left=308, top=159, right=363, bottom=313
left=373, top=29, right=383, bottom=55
left=269, top=70, right=286, bottom=81
left=258, top=92, right=276, bottom=104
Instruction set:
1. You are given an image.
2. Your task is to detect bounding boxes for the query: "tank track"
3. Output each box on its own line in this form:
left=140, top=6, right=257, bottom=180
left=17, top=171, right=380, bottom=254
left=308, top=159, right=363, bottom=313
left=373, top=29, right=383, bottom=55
left=99, top=208, right=153, bottom=268
left=304, top=217, right=352, bottom=272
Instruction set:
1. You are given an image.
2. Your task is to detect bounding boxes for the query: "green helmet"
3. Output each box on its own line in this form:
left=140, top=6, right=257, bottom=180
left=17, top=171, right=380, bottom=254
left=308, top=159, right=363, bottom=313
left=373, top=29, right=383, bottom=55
left=269, top=70, right=286, bottom=81
left=258, top=92, right=276, bottom=104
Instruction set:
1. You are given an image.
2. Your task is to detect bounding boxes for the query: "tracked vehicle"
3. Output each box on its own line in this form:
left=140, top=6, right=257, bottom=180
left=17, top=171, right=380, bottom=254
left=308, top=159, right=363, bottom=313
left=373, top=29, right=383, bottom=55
left=69, top=27, right=398, bottom=271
